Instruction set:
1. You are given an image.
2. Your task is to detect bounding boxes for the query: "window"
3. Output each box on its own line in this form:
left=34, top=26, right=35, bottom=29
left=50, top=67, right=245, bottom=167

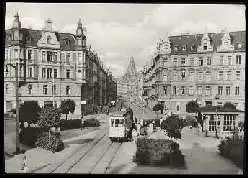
left=181, top=70, right=185, bottom=79
left=53, top=52, right=57, bottom=63
left=163, top=86, right=167, bottom=95
left=47, top=35, right=52, bottom=44
left=47, top=51, right=52, bottom=62
left=78, top=53, right=82, bottom=65
left=44, top=101, right=53, bottom=108
left=66, top=69, right=70, bottom=79
left=218, top=86, right=223, bottom=95
left=52, top=84, right=56, bottom=95
left=226, top=86, right=230, bottom=96
left=47, top=68, right=52, bottom=79
left=191, top=45, right=195, bottom=51
left=199, top=57, right=203, bottom=66
left=190, top=58, right=194, bottom=66
left=163, top=58, right=168, bottom=63
left=209, top=118, right=216, bottom=131
left=207, top=57, right=211, bottom=65
left=43, top=85, right=48, bottom=95
left=54, top=69, right=57, bottom=79
left=182, top=45, right=186, bottom=51
left=5, top=49, right=8, bottom=60
left=42, top=51, right=46, bottom=62
left=197, top=86, right=202, bottom=95
left=174, top=86, right=177, bottom=95
left=205, top=101, right=212, bottom=106
left=28, top=67, right=32, bottom=78
left=228, top=56, right=232, bottom=65
left=173, top=58, right=177, bottom=64
left=174, top=46, right=178, bottom=51
left=28, top=84, right=32, bottom=95
left=14, top=49, right=18, bottom=58
left=163, top=74, right=168, bottom=81
left=176, top=105, right=180, bottom=111
left=66, top=53, right=70, bottom=65
left=237, top=43, right=242, bottom=49
left=28, top=50, right=32, bottom=61
left=189, top=71, right=194, bottom=81
left=189, top=86, right=194, bottom=95
left=206, top=71, right=211, bottom=81
left=42, top=68, right=46, bottom=78
left=66, top=86, right=70, bottom=95
left=181, top=86, right=185, bottom=95
left=206, top=86, right=211, bottom=96
left=236, top=55, right=241, bottom=64
left=203, top=43, right=207, bottom=50
left=5, top=84, right=9, bottom=94
left=236, top=71, right=240, bottom=80
left=181, top=58, right=185, bottom=65
left=198, top=72, right=203, bottom=81
left=235, top=86, right=239, bottom=96
left=227, top=71, right=231, bottom=80
left=173, top=73, right=177, bottom=81
left=218, top=71, right=223, bottom=80
left=220, top=56, right=224, bottom=65
left=223, top=115, right=235, bottom=131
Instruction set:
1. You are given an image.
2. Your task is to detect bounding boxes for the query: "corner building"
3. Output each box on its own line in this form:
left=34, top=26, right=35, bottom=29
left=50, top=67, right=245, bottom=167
left=4, top=13, right=117, bottom=119
left=142, top=30, right=245, bottom=118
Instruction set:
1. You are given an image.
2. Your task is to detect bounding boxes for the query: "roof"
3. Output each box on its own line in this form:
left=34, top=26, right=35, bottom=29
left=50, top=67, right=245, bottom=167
left=169, top=31, right=246, bottom=54
left=199, top=106, right=244, bottom=113
left=109, top=110, right=127, bottom=117
left=5, top=28, right=77, bottom=51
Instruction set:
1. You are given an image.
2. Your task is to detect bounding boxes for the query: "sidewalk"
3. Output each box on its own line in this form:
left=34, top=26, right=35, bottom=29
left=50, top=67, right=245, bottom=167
left=5, top=129, right=102, bottom=173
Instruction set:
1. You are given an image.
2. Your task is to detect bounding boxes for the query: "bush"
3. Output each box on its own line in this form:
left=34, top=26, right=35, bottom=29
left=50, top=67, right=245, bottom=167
left=134, top=137, right=185, bottom=166
left=218, top=136, right=243, bottom=168
left=161, top=115, right=181, bottom=139
left=20, top=101, right=41, bottom=123
left=35, top=132, right=64, bottom=152
left=19, top=127, right=43, bottom=147
left=82, top=118, right=100, bottom=128
left=60, top=119, right=82, bottom=131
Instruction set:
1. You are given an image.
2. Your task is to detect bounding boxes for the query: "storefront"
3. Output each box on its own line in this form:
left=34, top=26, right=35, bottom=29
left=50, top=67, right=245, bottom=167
left=200, top=106, right=244, bottom=138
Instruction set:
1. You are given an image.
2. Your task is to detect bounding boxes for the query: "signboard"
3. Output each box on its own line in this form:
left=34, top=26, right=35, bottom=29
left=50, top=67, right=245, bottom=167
left=81, top=100, right=86, bottom=105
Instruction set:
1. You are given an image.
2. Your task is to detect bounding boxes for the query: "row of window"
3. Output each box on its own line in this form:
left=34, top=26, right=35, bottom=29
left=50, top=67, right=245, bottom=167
left=162, top=86, right=240, bottom=96
left=41, top=68, right=72, bottom=79
left=165, top=70, right=242, bottom=81
left=170, top=55, right=242, bottom=66
left=209, top=115, right=236, bottom=132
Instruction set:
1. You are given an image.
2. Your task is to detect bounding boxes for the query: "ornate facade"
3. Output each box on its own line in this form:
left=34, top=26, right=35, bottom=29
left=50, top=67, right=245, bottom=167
left=4, top=13, right=117, bottom=118
left=142, top=30, right=245, bottom=118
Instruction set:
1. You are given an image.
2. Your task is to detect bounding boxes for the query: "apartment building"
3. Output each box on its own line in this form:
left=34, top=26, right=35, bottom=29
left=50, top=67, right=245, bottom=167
left=4, top=13, right=117, bottom=118
left=142, top=30, right=245, bottom=118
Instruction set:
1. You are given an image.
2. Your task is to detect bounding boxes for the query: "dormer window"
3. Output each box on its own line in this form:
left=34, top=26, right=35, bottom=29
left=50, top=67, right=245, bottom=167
left=191, top=45, right=195, bottom=51
left=174, top=45, right=178, bottom=51
left=47, top=35, right=52, bottom=44
left=203, top=43, right=207, bottom=50
left=182, top=45, right=186, bottom=51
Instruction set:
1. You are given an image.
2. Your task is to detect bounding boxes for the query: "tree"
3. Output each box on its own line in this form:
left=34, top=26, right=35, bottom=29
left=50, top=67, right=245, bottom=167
left=60, top=99, right=76, bottom=120
left=37, top=106, right=61, bottom=130
left=186, top=100, right=199, bottom=113
left=223, top=102, right=236, bottom=110
left=153, top=103, right=164, bottom=114
left=20, top=101, right=41, bottom=123
left=161, top=115, right=181, bottom=139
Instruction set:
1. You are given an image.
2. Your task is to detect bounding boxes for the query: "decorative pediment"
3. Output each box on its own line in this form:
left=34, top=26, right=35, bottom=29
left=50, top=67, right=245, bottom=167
left=217, top=31, right=234, bottom=52
left=37, top=31, right=60, bottom=49
left=156, top=38, right=171, bottom=55
left=197, top=33, right=213, bottom=52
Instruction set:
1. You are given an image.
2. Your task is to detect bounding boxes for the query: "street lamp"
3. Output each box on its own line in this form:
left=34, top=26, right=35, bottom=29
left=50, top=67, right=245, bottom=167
left=5, top=62, right=22, bottom=154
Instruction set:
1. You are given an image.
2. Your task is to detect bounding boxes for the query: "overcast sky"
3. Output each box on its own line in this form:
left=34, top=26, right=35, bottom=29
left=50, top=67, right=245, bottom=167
left=5, top=3, right=246, bottom=77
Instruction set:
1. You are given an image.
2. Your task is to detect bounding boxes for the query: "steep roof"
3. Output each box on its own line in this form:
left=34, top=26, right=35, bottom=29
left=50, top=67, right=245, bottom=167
left=5, top=28, right=77, bottom=51
left=169, top=31, right=246, bottom=54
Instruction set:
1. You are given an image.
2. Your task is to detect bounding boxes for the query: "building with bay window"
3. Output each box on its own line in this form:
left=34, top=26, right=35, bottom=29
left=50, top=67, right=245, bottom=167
left=4, top=13, right=117, bottom=119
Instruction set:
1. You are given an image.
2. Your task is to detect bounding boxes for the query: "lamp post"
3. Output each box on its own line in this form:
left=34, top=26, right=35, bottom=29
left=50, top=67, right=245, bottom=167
left=5, top=63, right=21, bottom=154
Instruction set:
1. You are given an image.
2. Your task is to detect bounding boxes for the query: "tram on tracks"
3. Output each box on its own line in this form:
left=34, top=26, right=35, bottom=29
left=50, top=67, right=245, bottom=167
left=108, top=108, right=134, bottom=142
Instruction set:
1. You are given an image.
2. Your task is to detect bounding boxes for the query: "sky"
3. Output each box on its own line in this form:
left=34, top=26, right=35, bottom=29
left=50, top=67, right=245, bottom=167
left=5, top=3, right=246, bottom=78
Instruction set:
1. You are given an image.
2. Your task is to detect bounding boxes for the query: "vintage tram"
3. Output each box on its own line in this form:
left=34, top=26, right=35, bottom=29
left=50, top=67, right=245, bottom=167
left=108, top=108, right=134, bottom=142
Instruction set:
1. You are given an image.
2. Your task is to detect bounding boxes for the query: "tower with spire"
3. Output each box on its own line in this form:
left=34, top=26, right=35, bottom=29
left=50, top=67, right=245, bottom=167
left=123, top=57, right=138, bottom=81
left=75, top=18, right=86, bottom=50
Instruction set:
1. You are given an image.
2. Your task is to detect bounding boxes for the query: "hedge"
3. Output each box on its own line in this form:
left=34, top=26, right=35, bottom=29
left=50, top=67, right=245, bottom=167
left=82, top=118, right=100, bottom=128
left=19, top=127, right=43, bottom=147
left=60, top=119, right=82, bottom=131
left=35, top=132, right=64, bottom=152
left=133, top=137, right=185, bottom=167
left=218, top=136, right=243, bottom=168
